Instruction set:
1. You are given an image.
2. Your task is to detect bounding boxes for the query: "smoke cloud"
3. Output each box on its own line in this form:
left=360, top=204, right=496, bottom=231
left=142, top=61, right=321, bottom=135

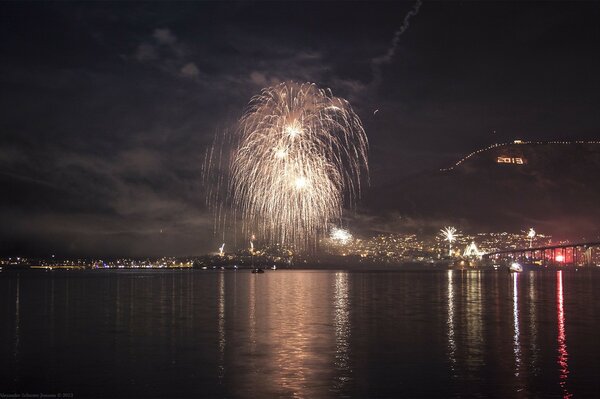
left=371, top=0, right=423, bottom=86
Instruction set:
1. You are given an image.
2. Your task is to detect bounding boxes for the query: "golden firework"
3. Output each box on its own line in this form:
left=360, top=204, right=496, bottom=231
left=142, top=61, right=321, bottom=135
left=206, top=82, right=368, bottom=252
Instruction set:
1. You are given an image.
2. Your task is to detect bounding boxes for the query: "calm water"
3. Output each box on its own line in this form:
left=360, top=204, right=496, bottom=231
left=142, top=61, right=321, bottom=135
left=1, top=269, right=599, bottom=398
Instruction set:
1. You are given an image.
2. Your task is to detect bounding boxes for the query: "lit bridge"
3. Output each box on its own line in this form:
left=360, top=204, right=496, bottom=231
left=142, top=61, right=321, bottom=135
left=483, top=242, right=600, bottom=266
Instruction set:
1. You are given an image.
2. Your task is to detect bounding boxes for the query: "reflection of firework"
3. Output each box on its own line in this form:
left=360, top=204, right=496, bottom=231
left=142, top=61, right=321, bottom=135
left=208, top=82, right=368, bottom=252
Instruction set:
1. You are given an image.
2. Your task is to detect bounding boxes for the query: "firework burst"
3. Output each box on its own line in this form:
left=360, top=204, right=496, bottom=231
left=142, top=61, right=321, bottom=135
left=526, top=227, right=536, bottom=248
left=439, top=226, right=460, bottom=256
left=206, top=82, right=369, bottom=252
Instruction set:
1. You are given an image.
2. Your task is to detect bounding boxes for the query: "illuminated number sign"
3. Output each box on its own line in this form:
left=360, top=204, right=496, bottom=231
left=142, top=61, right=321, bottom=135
left=497, top=157, right=525, bottom=164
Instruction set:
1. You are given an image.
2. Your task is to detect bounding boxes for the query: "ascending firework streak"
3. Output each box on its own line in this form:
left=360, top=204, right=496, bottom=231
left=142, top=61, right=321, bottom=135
left=205, top=82, right=369, bottom=252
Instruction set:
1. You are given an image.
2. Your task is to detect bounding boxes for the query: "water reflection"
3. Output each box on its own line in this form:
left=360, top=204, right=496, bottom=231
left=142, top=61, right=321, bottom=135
left=528, top=272, right=539, bottom=375
left=217, top=272, right=226, bottom=383
left=263, top=272, right=326, bottom=397
left=333, top=272, right=351, bottom=390
left=229, top=272, right=352, bottom=397
left=465, top=271, right=483, bottom=372
left=513, top=272, right=521, bottom=377
left=556, top=271, right=572, bottom=399
left=2, top=269, right=599, bottom=398
left=14, top=276, right=20, bottom=368
left=248, top=273, right=256, bottom=352
left=447, top=270, right=456, bottom=370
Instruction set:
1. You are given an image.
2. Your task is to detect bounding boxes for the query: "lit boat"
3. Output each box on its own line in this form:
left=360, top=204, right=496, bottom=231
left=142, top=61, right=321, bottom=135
left=251, top=268, right=264, bottom=274
left=509, top=262, right=523, bottom=273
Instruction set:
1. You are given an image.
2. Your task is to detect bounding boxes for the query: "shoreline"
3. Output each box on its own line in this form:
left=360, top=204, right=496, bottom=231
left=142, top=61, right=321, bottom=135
left=2, top=262, right=599, bottom=273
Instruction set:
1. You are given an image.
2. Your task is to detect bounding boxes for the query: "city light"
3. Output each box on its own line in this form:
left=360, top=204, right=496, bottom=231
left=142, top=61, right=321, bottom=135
left=2, top=230, right=597, bottom=270
left=463, top=241, right=483, bottom=259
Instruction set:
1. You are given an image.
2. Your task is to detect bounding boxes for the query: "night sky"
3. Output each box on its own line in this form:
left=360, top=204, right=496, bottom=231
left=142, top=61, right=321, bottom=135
left=1, top=1, right=599, bottom=257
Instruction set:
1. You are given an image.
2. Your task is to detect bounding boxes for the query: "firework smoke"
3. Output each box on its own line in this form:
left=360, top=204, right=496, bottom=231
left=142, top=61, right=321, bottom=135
left=205, top=82, right=368, bottom=252
left=371, top=0, right=422, bottom=86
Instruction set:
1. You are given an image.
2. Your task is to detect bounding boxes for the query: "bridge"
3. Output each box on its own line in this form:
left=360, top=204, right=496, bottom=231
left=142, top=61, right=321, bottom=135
left=483, top=242, right=600, bottom=266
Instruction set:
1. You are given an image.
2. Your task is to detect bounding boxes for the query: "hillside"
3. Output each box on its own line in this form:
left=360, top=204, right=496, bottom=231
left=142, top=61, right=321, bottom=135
left=365, top=141, right=600, bottom=238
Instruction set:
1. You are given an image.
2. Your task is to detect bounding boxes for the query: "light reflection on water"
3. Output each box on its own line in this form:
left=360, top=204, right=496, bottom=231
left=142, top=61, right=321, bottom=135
left=556, top=270, right=572, bottom=399
left=217, top=271, right=225, bottom=383
left=0, top=269, right=597, bottom=398
left=528, top=271, right=539, bottom=376
left=447, top=270, right=456, bottom=370
left=13, top=275, right=20, bottom=386
left=513, top=272, right=521, bottom=378
left=333, top=272, right=351, bottom=390
left=465, top=270, right=483, bottom=373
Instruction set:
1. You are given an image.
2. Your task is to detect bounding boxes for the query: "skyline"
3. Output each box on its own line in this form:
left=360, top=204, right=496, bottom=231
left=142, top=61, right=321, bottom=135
left=1, top=1, right=600, bottom=257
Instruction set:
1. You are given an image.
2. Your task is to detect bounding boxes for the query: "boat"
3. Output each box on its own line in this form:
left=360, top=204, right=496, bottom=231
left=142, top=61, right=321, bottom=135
left=509, top=262, right=523, bottom=273
left=251, top=268, right=264, bottom=274
left=271, top=265, right=277, bottom=270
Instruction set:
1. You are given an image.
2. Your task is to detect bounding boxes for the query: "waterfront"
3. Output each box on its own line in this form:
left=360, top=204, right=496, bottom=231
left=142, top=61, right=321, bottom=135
left=1, top=269, right=599, bottom=398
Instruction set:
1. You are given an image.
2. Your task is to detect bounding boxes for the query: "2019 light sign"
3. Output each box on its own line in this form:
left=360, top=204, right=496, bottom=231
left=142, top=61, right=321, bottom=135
left=497, top=156, right=525, bottom=165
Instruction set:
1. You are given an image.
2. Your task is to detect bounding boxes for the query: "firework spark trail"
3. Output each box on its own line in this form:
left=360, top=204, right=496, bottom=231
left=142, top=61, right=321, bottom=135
left=206, top=82, right=369, bottom=252
left=440, top=226, right=459, bottom=256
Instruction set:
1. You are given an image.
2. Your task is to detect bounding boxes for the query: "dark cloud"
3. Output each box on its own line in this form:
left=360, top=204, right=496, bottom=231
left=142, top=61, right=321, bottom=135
left=180, top=62, right=200, bottom=79
left=153, top=28, right=177, bottom=46
left=134, top=43, right=158, bottom=62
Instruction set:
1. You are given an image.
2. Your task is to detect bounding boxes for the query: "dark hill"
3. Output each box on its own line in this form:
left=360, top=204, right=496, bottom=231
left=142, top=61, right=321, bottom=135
left=365, top=141, right=600, bottom=238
